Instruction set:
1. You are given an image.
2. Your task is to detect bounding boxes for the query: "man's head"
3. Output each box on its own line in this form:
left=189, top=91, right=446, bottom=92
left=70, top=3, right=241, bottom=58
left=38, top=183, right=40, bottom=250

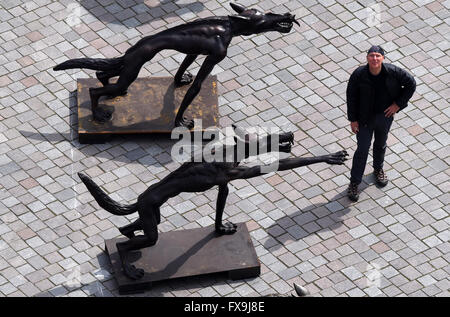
left=367, top=45, right=385, bottom=73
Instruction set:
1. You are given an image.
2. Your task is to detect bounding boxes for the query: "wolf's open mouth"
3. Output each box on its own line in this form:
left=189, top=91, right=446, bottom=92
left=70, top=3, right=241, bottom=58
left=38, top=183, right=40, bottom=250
left=280, top=141, right=292, bottom=147
left=278, top=141, right=292, bottom=152
left=277, top=22, right=293, bottom=29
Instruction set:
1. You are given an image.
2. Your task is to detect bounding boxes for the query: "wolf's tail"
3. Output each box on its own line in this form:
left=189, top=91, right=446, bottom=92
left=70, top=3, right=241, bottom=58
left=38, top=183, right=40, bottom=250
left=78, top=172, right=138, bottom=216
left=53, top=56, right=124, bottom=71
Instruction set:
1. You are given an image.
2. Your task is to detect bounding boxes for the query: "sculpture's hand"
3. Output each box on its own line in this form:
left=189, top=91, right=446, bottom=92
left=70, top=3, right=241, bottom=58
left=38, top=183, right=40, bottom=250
left=175, top=117, right=194, bottom=130
left=324, top=150, right=348, bottom=165
left=174, top=72, right=194, bottom=87
left=215, top=222, right=237, bottom=235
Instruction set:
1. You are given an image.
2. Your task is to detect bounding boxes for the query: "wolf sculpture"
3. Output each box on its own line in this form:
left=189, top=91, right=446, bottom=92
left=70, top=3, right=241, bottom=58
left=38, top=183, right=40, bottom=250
left=78, top=127, right=348, bottom=279
left=53, top=3, right=299, bottom=127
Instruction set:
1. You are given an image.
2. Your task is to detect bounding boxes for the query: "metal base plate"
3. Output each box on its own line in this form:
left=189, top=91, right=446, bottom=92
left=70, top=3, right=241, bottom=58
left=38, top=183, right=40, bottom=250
left=105, top=223, right=260, bottom=295
left=77, top=76, right=218, bottom=143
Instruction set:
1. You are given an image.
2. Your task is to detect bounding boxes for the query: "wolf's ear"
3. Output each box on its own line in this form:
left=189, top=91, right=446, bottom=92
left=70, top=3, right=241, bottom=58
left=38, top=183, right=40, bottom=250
left=230, top=3, right=246, bottom=13
left=229, top=15, right=251, bottom=24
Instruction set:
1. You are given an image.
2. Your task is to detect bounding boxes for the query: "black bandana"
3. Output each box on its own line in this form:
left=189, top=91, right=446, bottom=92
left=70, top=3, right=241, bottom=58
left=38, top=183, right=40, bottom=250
left=367, top=45, right=385, bottom=56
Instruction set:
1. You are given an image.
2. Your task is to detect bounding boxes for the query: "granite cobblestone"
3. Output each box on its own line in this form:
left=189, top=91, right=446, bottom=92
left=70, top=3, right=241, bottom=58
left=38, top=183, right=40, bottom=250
left=0, top=0, right=448, bottom=297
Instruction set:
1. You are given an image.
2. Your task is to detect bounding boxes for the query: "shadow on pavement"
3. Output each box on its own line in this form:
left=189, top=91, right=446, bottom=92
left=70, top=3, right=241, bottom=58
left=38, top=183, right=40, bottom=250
left=19, top=89, right=181, bottom=168
left=263, top=180, right=374, bottom=251
left=78, top=0, right=206, bottom=28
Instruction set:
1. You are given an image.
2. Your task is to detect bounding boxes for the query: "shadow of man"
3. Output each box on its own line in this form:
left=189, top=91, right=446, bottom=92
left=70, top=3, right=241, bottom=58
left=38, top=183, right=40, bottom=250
left=263, top=181, right=372, bottom=251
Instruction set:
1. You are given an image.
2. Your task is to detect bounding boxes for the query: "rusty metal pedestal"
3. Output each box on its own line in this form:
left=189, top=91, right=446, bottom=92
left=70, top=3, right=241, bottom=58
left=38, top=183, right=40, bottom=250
left=105, top=223, right=260, bottom=295
left=76, top=76, right=219, bottom=144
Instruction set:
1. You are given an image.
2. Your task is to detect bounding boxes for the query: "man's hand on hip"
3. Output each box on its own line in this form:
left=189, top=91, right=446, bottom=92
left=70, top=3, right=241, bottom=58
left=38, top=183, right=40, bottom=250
left=350, top=121, right=359, bottom=134
left=384, top=102, right=400, bottom=118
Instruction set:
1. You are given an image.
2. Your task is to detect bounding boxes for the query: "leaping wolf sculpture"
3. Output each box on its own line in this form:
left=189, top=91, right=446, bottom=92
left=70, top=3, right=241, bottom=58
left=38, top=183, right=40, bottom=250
left=53, top=3, right=299, bottom=128
left=78, top=127, right=348, bottom=280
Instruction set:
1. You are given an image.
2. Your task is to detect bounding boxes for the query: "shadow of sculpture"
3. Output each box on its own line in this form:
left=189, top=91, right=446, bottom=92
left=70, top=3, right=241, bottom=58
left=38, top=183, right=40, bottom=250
left=18, top=82, right=183, bottom=167
left=161, top=231, right=216, bottom=278
left=78, top=0, right=206, bottom=28
left=77, top=79, right=179, bottom=133
left=33, top=251, right=161, bottom=297
left=54, top=3, right=299, bottom=127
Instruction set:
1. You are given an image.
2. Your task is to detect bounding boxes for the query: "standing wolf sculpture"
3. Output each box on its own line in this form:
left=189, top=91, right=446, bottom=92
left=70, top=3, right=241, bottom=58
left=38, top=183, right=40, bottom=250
left=53, top=3, right=299, bottom=127
left=78, top=127, right=348, bottom=280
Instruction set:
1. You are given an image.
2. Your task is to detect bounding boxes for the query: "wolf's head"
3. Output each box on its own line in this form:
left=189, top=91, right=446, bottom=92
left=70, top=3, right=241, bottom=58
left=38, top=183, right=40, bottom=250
left=232, top=125, right=294, bottom=161
left=229, top=3, right=299, bottom=36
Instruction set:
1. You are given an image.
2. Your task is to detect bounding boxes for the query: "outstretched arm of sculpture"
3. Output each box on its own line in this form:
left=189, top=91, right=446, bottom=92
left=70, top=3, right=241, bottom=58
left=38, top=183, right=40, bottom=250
left=227, top=151, right=348, bottom=181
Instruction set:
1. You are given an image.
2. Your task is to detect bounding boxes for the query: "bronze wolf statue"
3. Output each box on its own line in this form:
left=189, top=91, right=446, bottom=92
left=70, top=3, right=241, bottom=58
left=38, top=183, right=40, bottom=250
left=78, top=127, right=348, bottom=279
left=53, top=3, right=299, bottom=127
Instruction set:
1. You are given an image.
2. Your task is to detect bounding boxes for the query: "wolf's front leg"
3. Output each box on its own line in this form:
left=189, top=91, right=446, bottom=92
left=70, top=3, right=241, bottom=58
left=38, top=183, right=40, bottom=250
left=175, top=54, right=225, bottom=129
left=215, top=184, right=237, bottom=235
left=322, top=151, right=349, bottom=165
left=175, top=72, right=193, bottom=87
left=174, top=54, right=198, bottom=87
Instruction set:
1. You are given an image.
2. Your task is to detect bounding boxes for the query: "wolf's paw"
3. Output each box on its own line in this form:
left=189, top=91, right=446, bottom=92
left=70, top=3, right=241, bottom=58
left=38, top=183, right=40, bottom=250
left=175, top=72, right=194, bottom=87
left=123, top=263, right=145, bottom=280
left=93, top=106, right=113, bottom=123
left=215, top=222, right=238, bottom=235
left=175, top=117, right=194, bottom=130
left=325, top=150, right=348, bottom=165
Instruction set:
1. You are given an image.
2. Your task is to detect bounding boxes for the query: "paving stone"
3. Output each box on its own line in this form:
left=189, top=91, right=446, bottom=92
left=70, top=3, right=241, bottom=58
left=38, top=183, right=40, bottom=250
left=0, top=0, right=448, bottom=298
left=341, top=266, right=364, bottom=281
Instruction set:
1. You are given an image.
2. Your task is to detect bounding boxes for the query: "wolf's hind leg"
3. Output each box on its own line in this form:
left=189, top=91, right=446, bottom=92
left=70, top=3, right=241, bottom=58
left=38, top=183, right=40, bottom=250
left=96, top=68, right=122, bottom=87
left=89, top=62, right=143, bottom=122
left=119, top=218, right=143, bottom=238
left=116, top=236, right=154, bottom=280
left=116, top=207, right=160, bottom=280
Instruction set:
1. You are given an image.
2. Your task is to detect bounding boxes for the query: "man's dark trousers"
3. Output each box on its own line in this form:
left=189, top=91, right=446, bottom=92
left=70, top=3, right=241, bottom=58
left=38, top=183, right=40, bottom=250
left=350, top=113, right=393, bottom=184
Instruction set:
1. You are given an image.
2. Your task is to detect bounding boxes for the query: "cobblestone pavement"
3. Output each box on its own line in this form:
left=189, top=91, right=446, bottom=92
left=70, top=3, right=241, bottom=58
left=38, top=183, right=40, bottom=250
left=0, top=0, right=449, bottom=297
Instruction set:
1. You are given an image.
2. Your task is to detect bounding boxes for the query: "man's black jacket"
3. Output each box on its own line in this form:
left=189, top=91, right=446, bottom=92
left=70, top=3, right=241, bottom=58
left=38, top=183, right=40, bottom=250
left=346, top=63, right=416, bottom=125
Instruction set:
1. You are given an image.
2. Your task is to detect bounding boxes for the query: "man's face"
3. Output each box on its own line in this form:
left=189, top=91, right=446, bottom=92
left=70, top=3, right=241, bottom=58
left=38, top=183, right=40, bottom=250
left=367, top=52, right=384, bottom=69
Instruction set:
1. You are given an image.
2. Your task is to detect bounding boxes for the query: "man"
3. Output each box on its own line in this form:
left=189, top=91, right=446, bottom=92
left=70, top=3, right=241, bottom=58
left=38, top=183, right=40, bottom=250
left=346, top=45, right=416, bottom=201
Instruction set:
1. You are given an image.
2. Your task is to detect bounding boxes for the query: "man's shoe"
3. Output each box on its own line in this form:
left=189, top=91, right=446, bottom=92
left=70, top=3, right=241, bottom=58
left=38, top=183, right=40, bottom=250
left=347, top=182, right=359, bottom=202
left=374, top=169, right=388, bottom=187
